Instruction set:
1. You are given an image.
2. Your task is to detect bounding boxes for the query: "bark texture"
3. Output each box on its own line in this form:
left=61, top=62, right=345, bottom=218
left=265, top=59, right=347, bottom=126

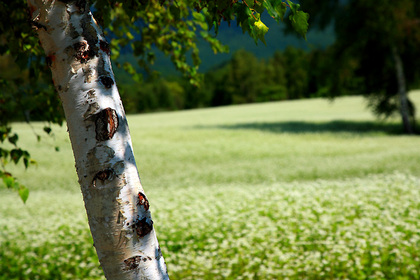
left=27, top=1, right=169, bottom=279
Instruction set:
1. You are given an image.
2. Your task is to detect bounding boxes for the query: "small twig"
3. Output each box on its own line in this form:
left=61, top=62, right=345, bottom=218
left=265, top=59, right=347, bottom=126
left=242, top=0, right=257, bottom=21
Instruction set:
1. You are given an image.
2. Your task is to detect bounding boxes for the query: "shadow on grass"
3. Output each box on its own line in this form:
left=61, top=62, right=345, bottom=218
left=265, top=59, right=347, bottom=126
left=209, top=120, right=406, bottom=135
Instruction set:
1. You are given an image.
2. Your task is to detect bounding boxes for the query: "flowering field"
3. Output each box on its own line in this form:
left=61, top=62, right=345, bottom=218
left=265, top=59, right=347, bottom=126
left=1, top=93, right=420, bottom=279
left=1, top=174, right=420, bottom=279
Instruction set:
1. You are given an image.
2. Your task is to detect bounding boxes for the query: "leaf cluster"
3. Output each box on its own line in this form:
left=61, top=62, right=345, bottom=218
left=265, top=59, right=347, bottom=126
left=90, top=0, right=308, bottom=85
left=0, top=127, right=33, bottom=203
left=192, top=0, right=308, bottom=44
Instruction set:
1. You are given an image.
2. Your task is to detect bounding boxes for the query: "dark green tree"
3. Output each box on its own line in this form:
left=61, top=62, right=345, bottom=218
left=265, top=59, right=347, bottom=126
left=299, top=0, right=420, bottom=133
left=264, top=51, right=288, bottom=101
left=283, top=46, right=309, bottom=99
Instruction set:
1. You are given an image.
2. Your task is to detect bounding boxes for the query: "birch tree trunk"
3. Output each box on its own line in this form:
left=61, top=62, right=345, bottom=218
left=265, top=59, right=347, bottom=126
left=391, top=45, right=414, bottom=134
left=27, top=1, right=169, bottom=279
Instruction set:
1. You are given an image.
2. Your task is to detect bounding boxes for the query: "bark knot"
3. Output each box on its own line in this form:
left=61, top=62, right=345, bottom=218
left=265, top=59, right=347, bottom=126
left=46, top=55, right=55, bottom=67
left=137, top=192, right=150, bottom=211
left=99, top=40, right=111, bottom=56
left=31, top=21, right=47, bottom=31
left=133, top=216, right=153, bottom=238
left=99, top=76, right=114, bottom=89
left=73, top=41, right=95, bottom=63
left=94, top=108, right=119, bottom=141
left=123, top=255, right=153, bottom=271
left=92, top=169, right=114, bottom=187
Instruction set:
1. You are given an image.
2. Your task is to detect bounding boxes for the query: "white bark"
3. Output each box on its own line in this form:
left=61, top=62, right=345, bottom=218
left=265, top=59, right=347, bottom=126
left=27, top=1, right=169, bottom=279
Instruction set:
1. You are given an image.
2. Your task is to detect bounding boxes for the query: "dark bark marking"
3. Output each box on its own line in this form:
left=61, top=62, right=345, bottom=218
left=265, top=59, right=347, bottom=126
left=86, top=89, right=95, bottom=99
left=68, top=23, right=80, bottom=39
left=94, top=169, right=113, bottom=181
left=99, top=40, right=111, bottom=56
left=92, top=169, right=114, bottom=187
left=73, top=41, right=95, bottom=63
left=31, top=20, right=47, bottom=31
left=156, top=246, right=163, bottom=260
left=123, top=255, right=153, bottom=270
left=117, top=211, right=123, bottom=224
left=133, top=217, right=153, bottom=238
left=99, top=76, right=114, bottom=89
left=46, top=55, right=55, bottom=67
left=96, top=59, right=113, bottom=92
left=124, top=256, right=140, bottom=270
left=94, top=108, right=119, bottom=141
left=137, top=192, right=150, bottom=211
left=81, top=13, right=100, bottom=54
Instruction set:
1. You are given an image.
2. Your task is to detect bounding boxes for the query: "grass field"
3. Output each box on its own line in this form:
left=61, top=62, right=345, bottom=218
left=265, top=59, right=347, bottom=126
left=1, top=92, right=420, bottom=279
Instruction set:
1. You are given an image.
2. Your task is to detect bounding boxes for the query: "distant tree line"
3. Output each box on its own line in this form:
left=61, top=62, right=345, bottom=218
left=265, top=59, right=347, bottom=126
left=119, top=47, right=342, bottom=114
left=120, top=0, right=420, bottom=135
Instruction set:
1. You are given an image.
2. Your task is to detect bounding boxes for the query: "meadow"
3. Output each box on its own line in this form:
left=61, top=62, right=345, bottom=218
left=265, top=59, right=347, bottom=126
left=1, top=92, right=420, bottom=279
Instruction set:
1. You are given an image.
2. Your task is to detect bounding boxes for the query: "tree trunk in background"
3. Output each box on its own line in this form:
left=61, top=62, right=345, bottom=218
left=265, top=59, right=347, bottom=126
left=27, top=1, right=169, bottom=279
left=391, top=46, right=414, bottom=134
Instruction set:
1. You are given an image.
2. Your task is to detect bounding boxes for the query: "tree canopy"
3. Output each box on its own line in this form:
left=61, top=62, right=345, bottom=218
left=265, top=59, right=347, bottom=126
left=0, top=0, right=309, bottom=201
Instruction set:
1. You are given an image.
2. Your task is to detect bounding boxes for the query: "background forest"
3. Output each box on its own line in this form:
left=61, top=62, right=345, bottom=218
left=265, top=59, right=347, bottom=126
left=118, top=47, right=338, bottom=113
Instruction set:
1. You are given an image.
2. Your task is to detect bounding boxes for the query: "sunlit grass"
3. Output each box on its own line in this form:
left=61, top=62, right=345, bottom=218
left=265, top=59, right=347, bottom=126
left=1, top=91, right=420, bottom=279
left=7, top=91, right=420, bottom=191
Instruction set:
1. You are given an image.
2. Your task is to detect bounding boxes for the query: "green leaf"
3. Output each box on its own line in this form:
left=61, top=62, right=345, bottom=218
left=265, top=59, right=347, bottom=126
left=289, top=10, right=309, bottom=39
left=23, top=157, right=29, bottom=168
left=43, top=126, right=52, bottom=134
left=235, top=3, right=253, bottom=27
left=1, top=172, right=30, bottom=203
left=8, top=134, right=18, bottom=146
left=263, top=0, right=287, bottom=22
left=169, top=5, right=181, bottom=21
left=244, top=0, right=254, bottom=8
left=10, top=149, right=23, bottom=164
left=254, top=19, right=269, bottom=45
left=286, top=0, right=300, bottom=14
left=0, top=147, right=8, bottom=159
left=0, top=127, right=10, bottom=143
left=217, top=0, right=231, bottom=10
left=18, top=185, right=29, bottom=204
left=254, top=0, right=265, bottom=14
left=235, top=3, right=254, bottom=38
left=192, top=11, right=205, bottom=22
left=2, top=173, right=14, bottom=189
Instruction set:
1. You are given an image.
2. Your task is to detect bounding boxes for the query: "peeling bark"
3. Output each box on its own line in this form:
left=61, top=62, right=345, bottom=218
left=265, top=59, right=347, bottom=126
left=93, top=107, right=119, bottom=141
left=27, top=1, right=169, bottom=279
